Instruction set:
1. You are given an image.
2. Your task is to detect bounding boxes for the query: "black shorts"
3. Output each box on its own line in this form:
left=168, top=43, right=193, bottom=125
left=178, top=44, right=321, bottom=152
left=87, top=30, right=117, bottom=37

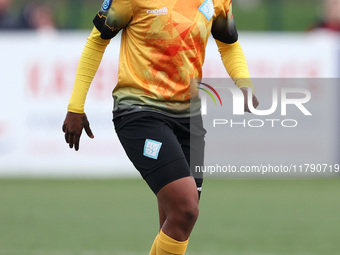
left=113, top=111, right=206, bottom=195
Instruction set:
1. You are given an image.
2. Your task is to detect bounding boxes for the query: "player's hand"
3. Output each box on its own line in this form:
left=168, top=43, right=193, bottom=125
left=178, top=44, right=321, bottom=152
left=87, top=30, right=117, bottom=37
left=62, top=112, right=94, bottom=151
left=240, top=87, right=259, bottom=113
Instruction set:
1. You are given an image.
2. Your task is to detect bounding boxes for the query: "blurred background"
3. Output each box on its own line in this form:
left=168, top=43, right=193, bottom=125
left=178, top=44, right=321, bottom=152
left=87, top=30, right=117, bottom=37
left=1, top=0, right=339, bottom=175
left=0, top=0, right=336, bottom=31
left=1, top=0, right=340, bottom=255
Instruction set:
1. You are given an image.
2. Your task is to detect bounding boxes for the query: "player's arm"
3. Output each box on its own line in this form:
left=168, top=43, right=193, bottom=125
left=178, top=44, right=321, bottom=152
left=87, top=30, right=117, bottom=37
left=62, top=26, right=110, bottom=151
left=63, top=0, right=133, bottom=151
left=211, top=0, right=259, bottom=112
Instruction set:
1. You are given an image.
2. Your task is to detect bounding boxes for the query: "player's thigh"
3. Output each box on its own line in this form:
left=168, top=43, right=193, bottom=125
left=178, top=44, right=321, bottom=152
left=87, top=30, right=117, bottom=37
left=114, top=113, right=191, bottom=194
left=157, top=176, right=199, bottom=213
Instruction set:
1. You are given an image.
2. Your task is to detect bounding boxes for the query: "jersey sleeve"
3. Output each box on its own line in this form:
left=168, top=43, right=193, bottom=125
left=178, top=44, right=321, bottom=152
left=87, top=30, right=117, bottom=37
left=211, top=0, right=238, bottom=44
left=93, top=0, right=133, bottom=39
left=215, top=40, right=254, bottom=90
left=68, top=27, right=110, bottom=113
left=212, top=1, right=253, bottom=90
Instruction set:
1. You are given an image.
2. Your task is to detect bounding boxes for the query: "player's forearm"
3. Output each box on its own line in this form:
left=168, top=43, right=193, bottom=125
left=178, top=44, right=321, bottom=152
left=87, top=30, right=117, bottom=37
left=216, top=39, right=254, bottom=90
left=68, top=27, right=110, bottom=113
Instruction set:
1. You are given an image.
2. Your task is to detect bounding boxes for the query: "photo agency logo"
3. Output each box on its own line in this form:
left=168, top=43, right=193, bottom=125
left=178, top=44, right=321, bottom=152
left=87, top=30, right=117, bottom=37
left=197, top=82, right=222, bottom=106
left=197, top=81, right=312, bottom=128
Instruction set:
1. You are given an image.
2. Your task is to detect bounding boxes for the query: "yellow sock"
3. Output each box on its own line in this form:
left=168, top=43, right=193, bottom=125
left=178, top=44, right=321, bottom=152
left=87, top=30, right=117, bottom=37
left=156, top=229, right=189, bottom=255
left=149, top=233, right=159, bottom=255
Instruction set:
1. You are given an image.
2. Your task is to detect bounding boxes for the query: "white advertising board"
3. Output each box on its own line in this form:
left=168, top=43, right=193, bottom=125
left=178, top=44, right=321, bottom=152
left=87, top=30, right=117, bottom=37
left=0, top=31, right=339, bottom=177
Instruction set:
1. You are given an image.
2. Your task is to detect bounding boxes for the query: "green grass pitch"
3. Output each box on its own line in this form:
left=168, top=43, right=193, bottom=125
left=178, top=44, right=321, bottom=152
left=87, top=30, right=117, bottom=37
left=0, top=178, right=339, bottom=255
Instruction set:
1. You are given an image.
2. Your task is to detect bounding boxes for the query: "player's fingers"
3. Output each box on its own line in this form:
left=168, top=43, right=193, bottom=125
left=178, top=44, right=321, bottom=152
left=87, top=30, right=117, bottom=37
left=240, top=88, right=251, bottom=113
left=253, top=95, right=259, bottom=109
left=69, top=133, right=74, bottom=149
left=62, top=123, right=66, bottom=133
left=244, top=93, right=259, bottom=113
left=244, top=101, right=251, bottom=113
left=64, top=130, right=70, bottom=143
left=84, top=122, right=94, bottom=139
left=74, top=134, right=81, bottom=151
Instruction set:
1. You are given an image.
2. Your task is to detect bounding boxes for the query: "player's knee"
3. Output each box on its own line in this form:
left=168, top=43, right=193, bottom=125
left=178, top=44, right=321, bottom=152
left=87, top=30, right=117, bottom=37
left=172, top=201, right=199, bottom=226
left=183, top=203, right=199, bottom=224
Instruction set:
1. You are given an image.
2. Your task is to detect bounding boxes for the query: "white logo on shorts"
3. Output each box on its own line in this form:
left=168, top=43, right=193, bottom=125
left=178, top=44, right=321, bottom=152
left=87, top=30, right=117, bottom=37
left=143, top=139, right=162, bottom=159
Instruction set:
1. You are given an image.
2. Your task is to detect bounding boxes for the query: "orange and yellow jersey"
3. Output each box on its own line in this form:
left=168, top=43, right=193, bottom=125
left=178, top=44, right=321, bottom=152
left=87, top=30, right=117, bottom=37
left=93, top=0, right=239, bottom=117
